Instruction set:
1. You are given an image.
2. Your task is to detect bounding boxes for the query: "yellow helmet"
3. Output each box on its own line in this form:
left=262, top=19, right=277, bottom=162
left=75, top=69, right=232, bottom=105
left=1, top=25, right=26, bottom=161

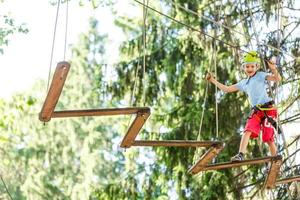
left=242, top=51, right=260, bottom=65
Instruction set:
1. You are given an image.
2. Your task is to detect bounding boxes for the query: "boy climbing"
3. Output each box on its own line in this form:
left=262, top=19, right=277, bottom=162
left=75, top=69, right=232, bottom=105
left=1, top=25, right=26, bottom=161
left=206, top=51, right=282, bottom=161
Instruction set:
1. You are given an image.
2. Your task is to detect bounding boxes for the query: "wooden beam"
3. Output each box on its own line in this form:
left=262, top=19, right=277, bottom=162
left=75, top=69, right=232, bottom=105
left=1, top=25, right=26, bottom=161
left=263, top=155, right=282, bottom=189
left=132, top=140, right=223, bottom=148
left=188, top=144, right=224, bottom=175
left=120, top=110, right=151, bottom=148
left=198, top=155, right=282, bottom=171
left=52, top=107, right=150, bottom=118
left=276, top=175, right=300, bottom=185
left=39, top=61, right=70, bottom=122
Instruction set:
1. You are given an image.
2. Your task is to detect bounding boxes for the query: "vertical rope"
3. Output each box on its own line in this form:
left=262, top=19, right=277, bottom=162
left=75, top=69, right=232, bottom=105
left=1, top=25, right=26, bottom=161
left=130, top=62, right=140, bottom=106
left=276, top=0, right=291, bottom=165
left=193, top=75, right=209, bottom=163
left=193, top=40, right=216, bottom=162
left=275, top=0, right=298, bottom=197
left=214, top=3, right=219, bottom=139
left=197, top=81, right=209, bottom=139
left=141, top=0, right=149, bottom=106
left=213, top=39, right=218, bottom=138
left=129, top=0, right=149, bottom=106
left=47, top=0, right=61, bottom=92
left=0, top=175, right=13, bottom=200
left=63, top=0, right=69, bottom=61
left=126, top=0, right=149, bottom=144
left=193, top=3, right=220, bottom=162
left=276, top=0, right=300, bottom=195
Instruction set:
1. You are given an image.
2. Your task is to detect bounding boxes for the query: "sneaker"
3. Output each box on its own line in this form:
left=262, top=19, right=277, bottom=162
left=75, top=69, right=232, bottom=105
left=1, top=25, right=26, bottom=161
left=231, top=153, right=244, bottom=162
left=264, top=163, right=270, bottom=174
left=264, top=167, right=270, bottom=175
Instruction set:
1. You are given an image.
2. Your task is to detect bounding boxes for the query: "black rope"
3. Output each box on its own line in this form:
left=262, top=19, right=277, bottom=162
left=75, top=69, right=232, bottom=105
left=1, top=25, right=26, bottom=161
left=0, top=175, right=13, bottom=200
left=134, top=0, right=240, bottom=50
left=134, top=0, right=297, bottom=61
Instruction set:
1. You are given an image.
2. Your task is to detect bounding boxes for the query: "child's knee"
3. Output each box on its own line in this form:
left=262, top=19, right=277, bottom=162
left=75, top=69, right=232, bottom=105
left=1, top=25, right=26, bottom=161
left=244, top=130, right=252, bottom=136
left=267, top=141, right=275, bottom=146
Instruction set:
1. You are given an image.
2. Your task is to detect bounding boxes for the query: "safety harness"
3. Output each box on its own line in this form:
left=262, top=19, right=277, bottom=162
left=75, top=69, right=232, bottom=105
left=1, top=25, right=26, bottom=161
left=251, top=100, right=283, bottom=134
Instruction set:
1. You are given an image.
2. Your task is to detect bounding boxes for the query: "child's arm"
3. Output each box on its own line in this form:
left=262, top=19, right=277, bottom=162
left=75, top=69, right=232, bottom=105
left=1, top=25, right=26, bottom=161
left=266, top=60, right=282, bottom=82
left=206, top=72, right=239, bottom=93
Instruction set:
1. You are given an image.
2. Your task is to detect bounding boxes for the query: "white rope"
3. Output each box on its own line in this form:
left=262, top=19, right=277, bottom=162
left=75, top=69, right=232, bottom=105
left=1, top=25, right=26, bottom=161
left=63, top=0, right=69, bottom=61
left=0, top=174, right=13, bottom=200
left=141, top=0, right=149, bottom=106
left=193, top=78, right=209, bottom=163
left=125, top=0, right=149, bottom=145
left=276, top=0, right=300, bottom=195
left=194, top=43, right=216, bottom=162
left=274, top=0, right=298, bottom=197
left=213, top=5, right=219, bottom=139
left=197, top=81, right=209, bottom=139
left=47, top=0, right=61, bottom=92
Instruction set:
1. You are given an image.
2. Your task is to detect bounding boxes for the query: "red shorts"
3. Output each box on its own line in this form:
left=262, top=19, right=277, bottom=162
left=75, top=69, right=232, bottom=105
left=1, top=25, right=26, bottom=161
left=244, top=108, right=278, bottom=143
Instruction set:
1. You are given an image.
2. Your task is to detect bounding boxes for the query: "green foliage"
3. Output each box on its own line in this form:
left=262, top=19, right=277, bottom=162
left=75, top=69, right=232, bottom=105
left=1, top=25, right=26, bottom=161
left=0, top=13, right=28, bottom=54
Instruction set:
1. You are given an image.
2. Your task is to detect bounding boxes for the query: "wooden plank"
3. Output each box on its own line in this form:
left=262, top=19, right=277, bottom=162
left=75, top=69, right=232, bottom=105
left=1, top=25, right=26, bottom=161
left=39, top=61, right=70, bottom=122
left=120, top=110, right=151, bottom=148
left=188, top=144, right=224, bottom=175
left=276, top=175, right=300, bottom=185
left=198, top=155, right=282, bottom=171
left=264, top=155, right=282, bottom=189
left=132, top=140, right=223, bottom=147
left=52, top=107, right=150, bottom=118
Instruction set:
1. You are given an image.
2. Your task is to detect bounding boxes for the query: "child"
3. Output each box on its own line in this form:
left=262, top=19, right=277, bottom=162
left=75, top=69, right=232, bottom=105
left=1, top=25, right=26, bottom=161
left=206, top=51, right=282, bottom=161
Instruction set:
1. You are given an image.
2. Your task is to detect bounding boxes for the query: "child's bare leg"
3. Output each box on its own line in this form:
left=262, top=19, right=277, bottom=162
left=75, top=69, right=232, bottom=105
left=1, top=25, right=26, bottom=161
left=265, top=141, right=278, bottom=172
left=239, top=131, right=252, bottom=153
left=231, top=131, right=252, bottom=161
left=267, top=141, right=277, bottom=156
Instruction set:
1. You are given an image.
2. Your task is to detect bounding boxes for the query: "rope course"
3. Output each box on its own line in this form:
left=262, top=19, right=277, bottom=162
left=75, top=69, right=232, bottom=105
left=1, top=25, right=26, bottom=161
left=37, top=0, right=300, bottom=196
left=131, top=2, right=284, bottom=190
left=122, top=0, right=225, bottom=174
left=132, top=0, right=300, bottom=191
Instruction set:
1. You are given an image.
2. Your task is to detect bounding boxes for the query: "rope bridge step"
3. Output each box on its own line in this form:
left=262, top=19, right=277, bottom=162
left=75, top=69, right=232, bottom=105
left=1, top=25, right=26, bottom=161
left=52, top=107, right=150, bottom=118
left=39, top=61, right=70, bottom=122
left=39, top=62, right=151, bottom=149
left=132, top=140, right=223, bottom=148
left=131, top=139, right=224, bottom=175
left=193, top=155, right=282, bottom=172
left=188, top=143, right=224, bottom=175
left=276, top=175, right=300, bottom=185
left=120, top=110, right=151, bottom=148
left=263, top=155, right=282, bottom=189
